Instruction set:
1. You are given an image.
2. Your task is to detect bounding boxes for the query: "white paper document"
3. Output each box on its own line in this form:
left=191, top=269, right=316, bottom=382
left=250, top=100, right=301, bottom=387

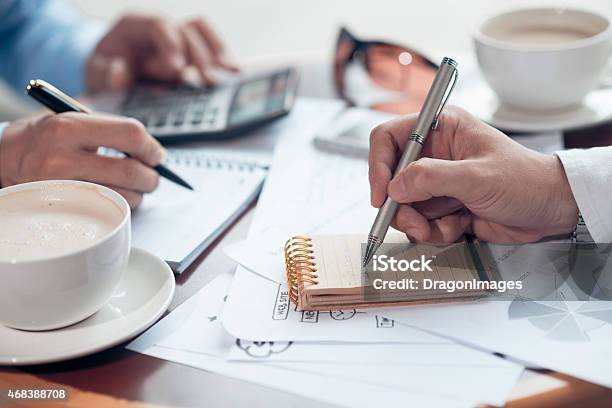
left=131, top=150, right=267, bottom=273
left=129, top=272, right=523, bottom=408
left=313, top=107, right=396, bottom=157
left=223, top=265, right=441, bottom=342
left=379, top=243, right=612, bottom=388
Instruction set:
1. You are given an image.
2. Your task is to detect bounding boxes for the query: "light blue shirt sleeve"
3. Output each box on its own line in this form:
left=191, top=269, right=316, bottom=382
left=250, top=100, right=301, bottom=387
left=0, top=121, right=8, bottom=187
left=0, top=0, right=106, bottom=97
left=0, top=122, right=8, bottom=146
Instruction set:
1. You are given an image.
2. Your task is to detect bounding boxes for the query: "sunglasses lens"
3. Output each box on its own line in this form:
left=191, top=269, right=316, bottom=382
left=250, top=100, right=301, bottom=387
left=334, top=31, right=438, bottom=114
left=366, top=45, right=437, bottom=113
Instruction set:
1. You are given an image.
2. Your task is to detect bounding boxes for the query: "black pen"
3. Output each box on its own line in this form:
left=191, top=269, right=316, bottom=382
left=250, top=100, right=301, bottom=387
left=25, top=79, right=193, bottom=191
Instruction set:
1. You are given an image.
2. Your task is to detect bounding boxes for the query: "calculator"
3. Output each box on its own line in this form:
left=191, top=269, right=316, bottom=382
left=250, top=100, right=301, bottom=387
left=120, top=67, right=298, bottom=143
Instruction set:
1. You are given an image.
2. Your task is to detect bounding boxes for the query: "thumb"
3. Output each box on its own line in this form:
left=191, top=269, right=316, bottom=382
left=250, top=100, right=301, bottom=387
left=87, top=55, right=133, bottom=92
left=388, top=157, right=474, bottom=203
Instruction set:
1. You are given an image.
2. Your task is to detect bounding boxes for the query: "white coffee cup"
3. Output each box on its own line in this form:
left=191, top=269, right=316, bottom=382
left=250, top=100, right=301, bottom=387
left=473, top=8, right=612, bottom=111
left=0, top=180, right=130, bottom=331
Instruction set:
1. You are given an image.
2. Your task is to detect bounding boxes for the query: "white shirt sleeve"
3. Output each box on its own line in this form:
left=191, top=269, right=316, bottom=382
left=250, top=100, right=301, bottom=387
left=556, top=147, right=612, bottom=243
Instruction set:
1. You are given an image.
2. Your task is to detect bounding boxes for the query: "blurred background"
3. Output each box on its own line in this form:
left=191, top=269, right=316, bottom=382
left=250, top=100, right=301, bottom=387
left=74, top=0, right=612, bottom=58
left=2, top=0, right=611, bottom=118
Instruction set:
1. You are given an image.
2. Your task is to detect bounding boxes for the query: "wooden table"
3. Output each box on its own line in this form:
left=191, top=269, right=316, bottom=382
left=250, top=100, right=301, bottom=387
left=2, top=123, right=612, bottom=408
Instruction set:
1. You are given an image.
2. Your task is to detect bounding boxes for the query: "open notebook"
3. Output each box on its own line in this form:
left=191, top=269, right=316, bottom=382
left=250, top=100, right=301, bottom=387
left=284, top=234, right=491, bottom=311
left=131, top=150, right=267, bottom=273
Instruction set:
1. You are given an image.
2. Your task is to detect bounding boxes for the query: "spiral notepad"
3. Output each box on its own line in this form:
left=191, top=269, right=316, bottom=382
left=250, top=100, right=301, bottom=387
left=284, top=235, right=491, bottom=311
left=131, top=149, right=267, bottom=273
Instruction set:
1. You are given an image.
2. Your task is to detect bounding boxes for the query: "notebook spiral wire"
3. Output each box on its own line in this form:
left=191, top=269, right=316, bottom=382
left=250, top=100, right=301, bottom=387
left=284, top=236, right=318, bottom=305
left=165, top=150, right=265, bottom=171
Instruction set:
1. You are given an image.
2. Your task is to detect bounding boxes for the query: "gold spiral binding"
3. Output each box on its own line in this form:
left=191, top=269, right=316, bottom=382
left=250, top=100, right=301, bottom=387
left=284, top=236, right=318, bottom=306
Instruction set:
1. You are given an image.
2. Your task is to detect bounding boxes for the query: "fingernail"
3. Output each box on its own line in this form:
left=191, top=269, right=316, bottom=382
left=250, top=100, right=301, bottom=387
left=388, top=178, right=409, bottom=202
left=156, top=147, right=168, bottom=165
left=181, top=66, right=203, bottom=87
left=170, top=53, right=186, bottom=70
left=108, top=58, right=130, bottom=90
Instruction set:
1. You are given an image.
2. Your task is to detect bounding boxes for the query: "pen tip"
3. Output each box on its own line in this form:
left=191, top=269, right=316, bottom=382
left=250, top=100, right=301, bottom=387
left=362, top=236, right=382, bottom=267
left=362, top=245, right=374, bottom=267
left=175, top=177, right=194, bottom=190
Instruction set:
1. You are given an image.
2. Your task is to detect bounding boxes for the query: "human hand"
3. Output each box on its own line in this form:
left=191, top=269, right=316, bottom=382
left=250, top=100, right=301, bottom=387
left=0, top=113, right=166, bottom=209
left=86, top=14, right=238, bottom=92
left=368, top=106, right=579, bottom=244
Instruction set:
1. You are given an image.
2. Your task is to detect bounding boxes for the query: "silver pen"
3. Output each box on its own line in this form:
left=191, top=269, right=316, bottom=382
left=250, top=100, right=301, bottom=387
left=362, top=57, right=459, bottom=266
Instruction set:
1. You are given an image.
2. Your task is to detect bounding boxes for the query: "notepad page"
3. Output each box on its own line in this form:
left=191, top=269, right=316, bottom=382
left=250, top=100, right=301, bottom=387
left=307, top=234, right=482, bottom=294
left=131, top=151, right=266, bottom=271
left=308, top=234, right=408, bottom=290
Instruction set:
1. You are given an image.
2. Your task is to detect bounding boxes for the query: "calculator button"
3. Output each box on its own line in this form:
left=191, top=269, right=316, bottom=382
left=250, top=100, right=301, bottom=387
left=154, top=116, right=168, bottom=127
left=173, top=112, right=186, bottom=126
left=191, top=110, right=205, bottom=125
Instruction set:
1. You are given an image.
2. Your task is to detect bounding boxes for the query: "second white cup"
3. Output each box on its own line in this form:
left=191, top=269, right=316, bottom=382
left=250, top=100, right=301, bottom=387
left=473, top=8, right=612, bottom=111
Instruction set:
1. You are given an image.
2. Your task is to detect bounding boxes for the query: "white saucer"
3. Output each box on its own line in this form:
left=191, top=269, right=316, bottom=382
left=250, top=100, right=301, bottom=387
left=0, top=248, right=175, bottom=365
left=453, top=62, right=612, bottom=133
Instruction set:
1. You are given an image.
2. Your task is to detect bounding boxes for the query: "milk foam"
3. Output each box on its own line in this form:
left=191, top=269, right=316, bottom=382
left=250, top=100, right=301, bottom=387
left=0, top=184, right=124, bottom=262
left=500, top=26, right=592, bottom=44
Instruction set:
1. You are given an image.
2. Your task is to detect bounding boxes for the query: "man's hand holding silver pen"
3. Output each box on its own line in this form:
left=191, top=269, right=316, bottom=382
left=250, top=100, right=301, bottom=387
left=364, top=57, right=580, bottom=263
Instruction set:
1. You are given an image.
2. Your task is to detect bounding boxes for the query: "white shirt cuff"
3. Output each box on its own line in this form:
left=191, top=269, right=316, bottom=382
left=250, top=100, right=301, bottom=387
left=556, top=148, right=612, bottom=243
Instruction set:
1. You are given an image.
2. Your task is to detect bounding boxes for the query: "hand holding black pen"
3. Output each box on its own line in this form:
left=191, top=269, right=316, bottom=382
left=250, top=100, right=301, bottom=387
left=25, top=79, right=193, bottom=191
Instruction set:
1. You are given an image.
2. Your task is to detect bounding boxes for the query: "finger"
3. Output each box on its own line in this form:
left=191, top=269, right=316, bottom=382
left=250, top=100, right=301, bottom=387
left=368, top=115, right=420, bottom=207
left=144, top=56, right=186, bottom=82
left=106, top=186, right=144, bottom=210
left=368, top=161, right=393, bottom=208
left=216, top=55, right=240, bottom=72
left=419, top=108, right=461, bottom=160
left=367, top=106, right=464, bottom=171
left=59, top=113, right=166, bottom=166
left=148, top=17, right=185, bottom=62
left=413, top=197, right=464, bottom=219
left=87, top=55, right=133, bottom=92
left=181, top=25, right=216, bottom=85
left=142, top=18, right=187, bottom=81
left=188, top=18, right=238, bottom=71
left=390, top=205, right=431, bottom=242
left=80, top=154, right=160, bottom=193
left=426, top=211, right=471, bottom=243
left=388, top=157, right=475, bottom=204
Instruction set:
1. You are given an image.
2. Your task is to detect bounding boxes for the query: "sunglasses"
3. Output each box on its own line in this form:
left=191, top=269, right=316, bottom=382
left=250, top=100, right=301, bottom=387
left=334, top=27, right=439, bottom=114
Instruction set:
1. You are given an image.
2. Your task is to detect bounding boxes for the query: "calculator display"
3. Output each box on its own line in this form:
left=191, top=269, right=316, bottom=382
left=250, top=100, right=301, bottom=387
left=228, top=71, right=289, bottom=126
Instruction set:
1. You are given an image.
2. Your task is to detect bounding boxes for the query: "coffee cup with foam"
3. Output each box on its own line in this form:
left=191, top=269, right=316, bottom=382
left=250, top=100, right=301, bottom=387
left=0, top=180, right=130, bottom=331
left=473, top=8, right=612, bottom=111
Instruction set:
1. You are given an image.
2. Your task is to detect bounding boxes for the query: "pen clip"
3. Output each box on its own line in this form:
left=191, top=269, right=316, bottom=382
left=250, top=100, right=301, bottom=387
left=431, top=67, right=458, bottom=131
